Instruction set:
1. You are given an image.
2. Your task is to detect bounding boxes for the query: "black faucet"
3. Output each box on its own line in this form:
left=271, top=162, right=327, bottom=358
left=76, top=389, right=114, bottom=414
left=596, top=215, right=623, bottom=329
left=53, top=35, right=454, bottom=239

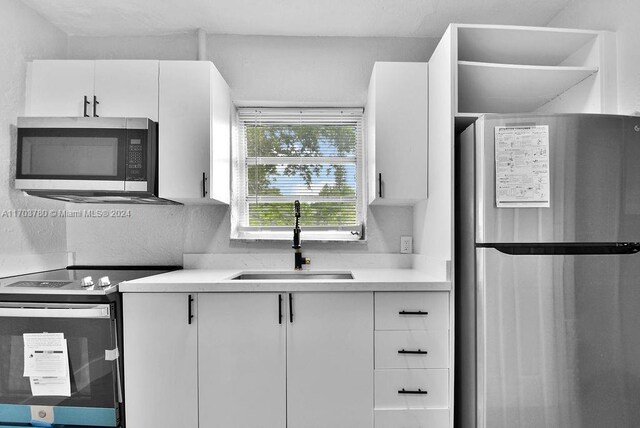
left=293, top=200, right=310, bottom=270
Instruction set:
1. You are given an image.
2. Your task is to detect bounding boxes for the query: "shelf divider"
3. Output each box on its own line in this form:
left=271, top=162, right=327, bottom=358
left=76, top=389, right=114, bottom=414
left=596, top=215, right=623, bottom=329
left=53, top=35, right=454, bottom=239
left=457, top=61, right=598, bottom=114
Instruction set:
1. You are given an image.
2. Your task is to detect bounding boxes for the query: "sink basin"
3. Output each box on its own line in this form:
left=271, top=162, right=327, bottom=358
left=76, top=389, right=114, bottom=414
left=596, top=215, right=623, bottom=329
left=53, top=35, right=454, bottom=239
left=231, top=272, right=354, bottom=281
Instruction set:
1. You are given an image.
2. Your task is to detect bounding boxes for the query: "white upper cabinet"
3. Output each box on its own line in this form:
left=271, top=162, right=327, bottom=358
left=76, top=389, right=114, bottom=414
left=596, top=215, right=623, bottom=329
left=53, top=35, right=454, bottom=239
left=26, top=60, right=94, bottom=117
left=93, top=60, right=159, bottom=120
left=26, top=60, right=159, bottom=121
left=366, top=62, right=428, bottom=205
left=158, top=61, right=231, bottom=204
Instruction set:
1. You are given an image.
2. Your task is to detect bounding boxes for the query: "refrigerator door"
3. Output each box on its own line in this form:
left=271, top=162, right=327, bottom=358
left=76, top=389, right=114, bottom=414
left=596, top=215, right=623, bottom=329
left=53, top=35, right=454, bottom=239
left=477, top=247, right=640, bottom=428
left=476, top=113, right=640, bottom=243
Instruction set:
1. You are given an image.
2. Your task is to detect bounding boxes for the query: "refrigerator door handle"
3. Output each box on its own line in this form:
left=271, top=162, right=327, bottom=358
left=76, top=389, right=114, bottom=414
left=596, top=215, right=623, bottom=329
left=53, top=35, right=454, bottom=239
left=482, top=242, right=640, bottom=255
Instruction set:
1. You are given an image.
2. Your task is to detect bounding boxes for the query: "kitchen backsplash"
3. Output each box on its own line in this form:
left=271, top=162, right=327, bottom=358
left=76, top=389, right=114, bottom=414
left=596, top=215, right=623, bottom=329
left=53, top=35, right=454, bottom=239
left=65, top=204, right=414, bottom=266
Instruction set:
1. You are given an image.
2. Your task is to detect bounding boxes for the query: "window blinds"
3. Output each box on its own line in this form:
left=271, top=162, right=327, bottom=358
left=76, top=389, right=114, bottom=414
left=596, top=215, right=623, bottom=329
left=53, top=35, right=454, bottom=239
left=235, top=108, right=364, bottom=233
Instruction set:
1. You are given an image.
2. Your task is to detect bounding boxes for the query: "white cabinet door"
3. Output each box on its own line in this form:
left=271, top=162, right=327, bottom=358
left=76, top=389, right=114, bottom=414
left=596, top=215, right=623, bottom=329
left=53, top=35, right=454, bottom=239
left=198, top=293, right=286, bottom=428
left=158, top=61, right=231, bottom=203
left=26, top=60, right=94, bottom=117
left=123, top=293, right=198, bottom=428
left=366, top=62, right=428, bottom=205
left=287, top=292, right=374, bottom=428
left=26, top=60, right=159, bottom=119
left=158, top=61, right=210, bottom=201
left=209, top=64, right=231, bottom=204
left=94, top=60, right=159, bottom=121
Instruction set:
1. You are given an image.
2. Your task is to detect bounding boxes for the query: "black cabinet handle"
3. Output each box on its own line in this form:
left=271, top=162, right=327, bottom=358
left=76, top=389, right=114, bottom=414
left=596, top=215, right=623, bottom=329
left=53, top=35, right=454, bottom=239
left=398, top=388, right=428, bottom=395
left=378, top=173, right=383, bottom=198
left=399, top=310, right=429, bottom=316
left=289, top=293, right=293, bottom=323
left=398, top=349, right=428, bottom=355
left=202, top=172, right=208, bottom=197
left=188, top=294, right=194, bottom=324
left=93, top=95, right=99, bottom=117
left=83, top=96, right=90, bottom=117
left=278, top=294, right=283, bottom=325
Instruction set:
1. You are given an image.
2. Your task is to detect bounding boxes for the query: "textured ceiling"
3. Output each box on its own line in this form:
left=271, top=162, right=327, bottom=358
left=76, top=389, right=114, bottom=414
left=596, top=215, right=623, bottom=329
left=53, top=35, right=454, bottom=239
left=22, top=0, right=572, bottom=38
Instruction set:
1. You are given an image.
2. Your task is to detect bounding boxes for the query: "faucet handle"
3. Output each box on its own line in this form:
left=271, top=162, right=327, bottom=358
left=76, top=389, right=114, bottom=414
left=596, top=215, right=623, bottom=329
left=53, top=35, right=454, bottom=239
left=303, top=257, right=310, bottom=265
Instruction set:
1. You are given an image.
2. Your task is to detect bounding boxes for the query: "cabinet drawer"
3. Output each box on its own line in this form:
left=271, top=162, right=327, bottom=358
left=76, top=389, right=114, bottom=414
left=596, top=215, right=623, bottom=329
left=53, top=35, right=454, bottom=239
left=375, top=330, right=449, bottom=369
left=375, top=292, right=449, bottom=330
left=375, top=409, right=450, bottom=428
left=375, top=369, right=448, bottom=409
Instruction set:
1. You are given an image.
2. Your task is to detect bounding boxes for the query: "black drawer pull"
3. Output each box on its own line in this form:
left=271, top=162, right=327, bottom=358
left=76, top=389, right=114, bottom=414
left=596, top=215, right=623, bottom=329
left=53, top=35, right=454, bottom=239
left=398, top=388, right=428, bottom=395
left=399, top=310, right=428, bottom=316
left=398, top=349, right=428, bottom=355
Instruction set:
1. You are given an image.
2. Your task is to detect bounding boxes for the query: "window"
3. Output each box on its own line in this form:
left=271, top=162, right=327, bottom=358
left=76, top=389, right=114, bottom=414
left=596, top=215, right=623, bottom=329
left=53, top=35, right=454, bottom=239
left=232, top=108, right=365, bottom=241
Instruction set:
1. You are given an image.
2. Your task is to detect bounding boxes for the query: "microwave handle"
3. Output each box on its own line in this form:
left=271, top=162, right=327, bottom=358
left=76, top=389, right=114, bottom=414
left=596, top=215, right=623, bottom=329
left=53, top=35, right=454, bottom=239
left=0, top=303, right=111, bottom=319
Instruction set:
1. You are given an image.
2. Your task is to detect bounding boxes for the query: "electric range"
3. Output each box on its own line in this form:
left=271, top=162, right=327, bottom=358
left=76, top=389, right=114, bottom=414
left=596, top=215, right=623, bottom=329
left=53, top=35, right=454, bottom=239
left=0, top=265, right=180, bottom=428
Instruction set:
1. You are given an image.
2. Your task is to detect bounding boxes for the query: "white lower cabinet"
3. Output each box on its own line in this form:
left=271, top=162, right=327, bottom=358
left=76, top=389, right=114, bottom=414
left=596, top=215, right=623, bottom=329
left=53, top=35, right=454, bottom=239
left=124, top=290, right=450, bottom=428
left=124, top=291, right=373, bottom=428
left=374, top=409, right=450, bottom=428
left=123, top=293, right=198, bottom=428
left=375, top=330, right=449, bottom=369
left=374, top=292, right=451, bottom=428
left=374, top=369, right=449, bottom=409
left=287, top=292, right=373, bottom=428
left=198, top=293, right=287, bottom=428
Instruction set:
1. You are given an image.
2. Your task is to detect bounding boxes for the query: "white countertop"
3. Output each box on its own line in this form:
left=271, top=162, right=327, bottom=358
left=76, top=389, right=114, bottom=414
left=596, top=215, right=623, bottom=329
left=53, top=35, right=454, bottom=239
left=119, top=268, right=451, bottom=292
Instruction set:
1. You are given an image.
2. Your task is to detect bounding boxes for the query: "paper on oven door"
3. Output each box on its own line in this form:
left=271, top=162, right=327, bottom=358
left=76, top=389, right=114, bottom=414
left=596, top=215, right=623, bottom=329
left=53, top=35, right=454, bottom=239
left=23, top=333, right=71, bottom=397
left=29, top=371, right=71, bottom=397
left=23, top=333, right=68, bottom=377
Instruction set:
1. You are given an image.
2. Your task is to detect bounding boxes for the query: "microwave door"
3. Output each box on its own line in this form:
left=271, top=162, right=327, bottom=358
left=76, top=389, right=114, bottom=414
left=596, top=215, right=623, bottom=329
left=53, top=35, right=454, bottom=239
left=16, top=127, right=127, bottom=191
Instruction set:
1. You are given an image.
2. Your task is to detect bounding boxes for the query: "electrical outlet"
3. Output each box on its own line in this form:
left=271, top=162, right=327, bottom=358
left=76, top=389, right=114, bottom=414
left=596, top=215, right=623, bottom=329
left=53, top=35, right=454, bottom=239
left=400, top=236, right=413, bottom=254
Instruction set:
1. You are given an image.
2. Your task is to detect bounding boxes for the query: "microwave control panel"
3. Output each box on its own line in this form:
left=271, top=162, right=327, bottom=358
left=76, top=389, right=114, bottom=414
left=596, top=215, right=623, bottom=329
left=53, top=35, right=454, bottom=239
left=125, top=138, right=146, bottom=181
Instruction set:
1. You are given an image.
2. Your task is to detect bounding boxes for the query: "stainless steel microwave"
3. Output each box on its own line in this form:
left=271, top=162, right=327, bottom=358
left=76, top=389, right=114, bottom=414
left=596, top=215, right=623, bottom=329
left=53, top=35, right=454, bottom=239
left=16, top=117, right=178, bottom=204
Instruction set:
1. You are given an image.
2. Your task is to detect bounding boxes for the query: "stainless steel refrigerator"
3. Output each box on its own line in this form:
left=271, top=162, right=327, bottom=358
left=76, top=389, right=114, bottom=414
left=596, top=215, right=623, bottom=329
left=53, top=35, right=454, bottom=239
left=456, top=113, right=640, bottom=428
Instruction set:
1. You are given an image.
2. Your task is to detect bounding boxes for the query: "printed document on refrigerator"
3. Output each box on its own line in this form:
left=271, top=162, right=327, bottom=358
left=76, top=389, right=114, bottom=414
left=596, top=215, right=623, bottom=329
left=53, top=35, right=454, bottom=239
left=495, top=125, right=551, bottom=208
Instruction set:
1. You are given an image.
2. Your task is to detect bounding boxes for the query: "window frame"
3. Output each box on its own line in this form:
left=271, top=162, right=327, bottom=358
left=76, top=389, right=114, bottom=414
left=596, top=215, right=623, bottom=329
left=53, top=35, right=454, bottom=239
left=231, top=107, right=366, bottom=242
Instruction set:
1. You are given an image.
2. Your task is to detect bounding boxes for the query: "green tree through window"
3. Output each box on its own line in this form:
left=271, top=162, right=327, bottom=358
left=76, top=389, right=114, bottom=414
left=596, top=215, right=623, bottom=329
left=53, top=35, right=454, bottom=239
left=244, top=122, right=360, bottom=227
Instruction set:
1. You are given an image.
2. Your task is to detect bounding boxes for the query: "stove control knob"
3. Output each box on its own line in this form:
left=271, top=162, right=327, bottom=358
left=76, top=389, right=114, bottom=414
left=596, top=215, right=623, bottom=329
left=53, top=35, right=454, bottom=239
left=81, top=276, right=94, bottom=287
left=98, top=276, right=111, bottom=288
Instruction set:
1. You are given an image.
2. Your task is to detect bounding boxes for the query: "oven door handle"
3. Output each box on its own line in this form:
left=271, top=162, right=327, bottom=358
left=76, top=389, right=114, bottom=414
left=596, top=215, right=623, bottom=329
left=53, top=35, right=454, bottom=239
left=0, top=303, right=111, bottom=319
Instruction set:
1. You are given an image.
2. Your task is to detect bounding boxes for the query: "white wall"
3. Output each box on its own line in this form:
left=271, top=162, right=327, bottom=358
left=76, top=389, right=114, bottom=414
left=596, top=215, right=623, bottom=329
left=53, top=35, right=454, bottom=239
left=548, top=1, right=640, bottom=114
left=64, top=33, right=437, bottom=265
left=69, top=33, right=437, bottom=105
left=0, top=0, right=68, bottom=275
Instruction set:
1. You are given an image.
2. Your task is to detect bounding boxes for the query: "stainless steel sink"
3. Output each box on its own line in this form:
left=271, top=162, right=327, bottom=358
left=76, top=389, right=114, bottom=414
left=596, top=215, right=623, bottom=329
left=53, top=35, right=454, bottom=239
left=231, top=272, right=354, bottom=280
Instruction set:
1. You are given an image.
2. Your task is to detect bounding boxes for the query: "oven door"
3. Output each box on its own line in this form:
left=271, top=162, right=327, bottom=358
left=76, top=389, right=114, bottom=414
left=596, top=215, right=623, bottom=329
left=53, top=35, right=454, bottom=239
left=0, top=303, right=121, bottom=427
left=16, top=126, right=127, bottom=192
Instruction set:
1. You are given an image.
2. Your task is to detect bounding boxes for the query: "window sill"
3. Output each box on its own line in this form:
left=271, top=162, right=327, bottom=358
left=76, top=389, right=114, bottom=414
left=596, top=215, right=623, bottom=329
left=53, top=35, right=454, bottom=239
left=231, top=229, right=366, bottom=243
